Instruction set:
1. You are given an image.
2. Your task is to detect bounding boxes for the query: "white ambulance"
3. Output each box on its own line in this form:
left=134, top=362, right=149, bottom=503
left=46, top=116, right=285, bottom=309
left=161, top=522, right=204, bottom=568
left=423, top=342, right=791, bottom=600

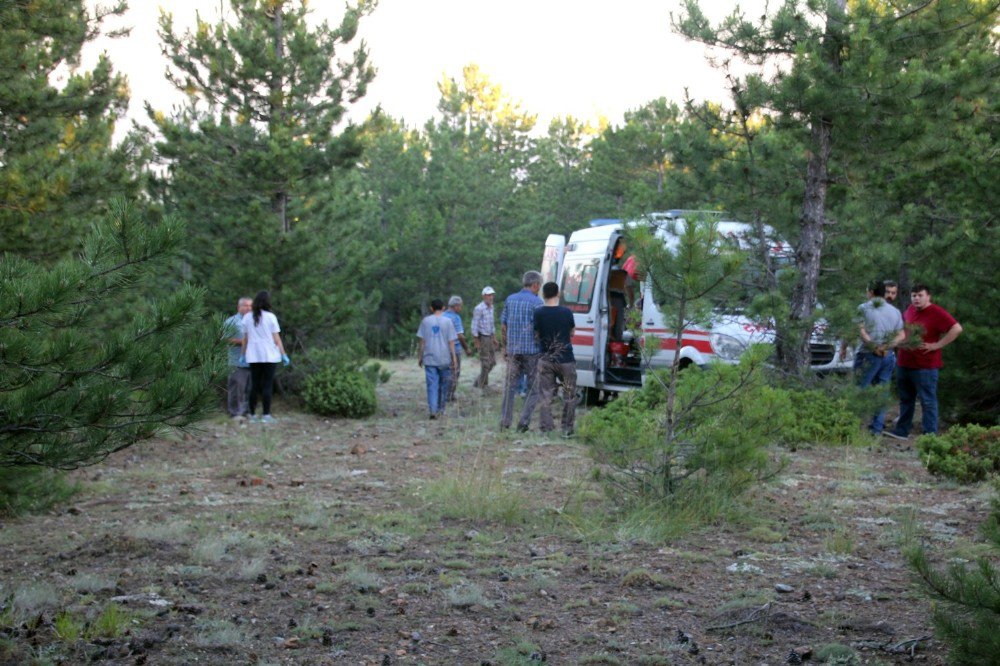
left=540, top=211, right=852, bottom=404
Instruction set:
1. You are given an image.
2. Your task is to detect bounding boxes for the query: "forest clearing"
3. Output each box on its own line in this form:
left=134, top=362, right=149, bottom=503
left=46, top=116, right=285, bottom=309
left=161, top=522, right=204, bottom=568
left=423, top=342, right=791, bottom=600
left=0, top=360, right=989, bottom=665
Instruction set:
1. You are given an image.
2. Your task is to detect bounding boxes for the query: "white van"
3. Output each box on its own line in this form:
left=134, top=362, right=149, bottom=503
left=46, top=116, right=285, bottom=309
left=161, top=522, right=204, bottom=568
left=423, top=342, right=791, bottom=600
left=540, top=211, right=852, bottom=403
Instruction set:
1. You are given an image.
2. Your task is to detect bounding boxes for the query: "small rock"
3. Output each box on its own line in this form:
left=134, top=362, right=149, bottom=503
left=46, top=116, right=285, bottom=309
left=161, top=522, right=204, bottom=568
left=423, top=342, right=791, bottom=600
left=67, top=506, right=82, bottom=515
left=289, top=479, right=305, bottom=487
left=350, top=444, right=367, bottom=455
left=256, top=573, right=267, bottom=584
left=775, top=583, right=795, bottom=593
left=175, top=603, right=205, bottom=615
left=465, top=530, right=480, bottom=541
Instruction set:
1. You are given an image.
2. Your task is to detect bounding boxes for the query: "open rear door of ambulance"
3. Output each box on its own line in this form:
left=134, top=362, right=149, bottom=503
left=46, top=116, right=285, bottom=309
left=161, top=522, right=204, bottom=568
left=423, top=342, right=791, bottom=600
left=541, top=234, right=565, bottom=286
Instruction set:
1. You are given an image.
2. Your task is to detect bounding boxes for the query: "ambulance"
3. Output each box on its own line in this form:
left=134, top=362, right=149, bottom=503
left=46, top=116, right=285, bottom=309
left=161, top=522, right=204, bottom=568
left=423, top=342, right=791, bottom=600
left=540, top=211, right=852, bottom=404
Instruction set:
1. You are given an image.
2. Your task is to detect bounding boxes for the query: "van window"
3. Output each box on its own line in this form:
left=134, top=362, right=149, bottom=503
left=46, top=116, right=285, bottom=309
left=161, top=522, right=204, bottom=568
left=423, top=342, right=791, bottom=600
left=561, top=259, right=600, bottom=313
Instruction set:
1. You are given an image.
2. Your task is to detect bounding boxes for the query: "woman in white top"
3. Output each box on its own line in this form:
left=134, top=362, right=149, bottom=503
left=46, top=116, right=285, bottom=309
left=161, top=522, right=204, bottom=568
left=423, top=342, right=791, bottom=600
left=241, top=291, right=289, bottom=422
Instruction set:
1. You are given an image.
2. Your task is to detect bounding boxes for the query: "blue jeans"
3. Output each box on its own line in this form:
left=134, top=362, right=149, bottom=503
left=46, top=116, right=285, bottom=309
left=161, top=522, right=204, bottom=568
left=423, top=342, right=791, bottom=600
left=893, top=366, right=939, bottom=436
left=855, top=350, right=895, bottom=434
left=424, top=365, right=451, bottom=415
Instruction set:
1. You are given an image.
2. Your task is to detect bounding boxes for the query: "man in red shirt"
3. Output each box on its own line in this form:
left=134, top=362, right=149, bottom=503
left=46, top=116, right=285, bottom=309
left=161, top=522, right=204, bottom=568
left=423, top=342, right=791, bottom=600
left=884, top=284, right=962, bottom=439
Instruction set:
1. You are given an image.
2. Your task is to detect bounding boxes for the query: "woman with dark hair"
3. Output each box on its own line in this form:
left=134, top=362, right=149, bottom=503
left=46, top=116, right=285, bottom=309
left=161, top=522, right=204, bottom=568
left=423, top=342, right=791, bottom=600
left=240, top=291, right=289, bottom=423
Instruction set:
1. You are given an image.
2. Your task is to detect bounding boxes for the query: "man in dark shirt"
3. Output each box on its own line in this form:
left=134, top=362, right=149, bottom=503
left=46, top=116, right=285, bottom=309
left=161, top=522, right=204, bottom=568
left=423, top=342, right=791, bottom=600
left=533, top=281, right=577, bottom=437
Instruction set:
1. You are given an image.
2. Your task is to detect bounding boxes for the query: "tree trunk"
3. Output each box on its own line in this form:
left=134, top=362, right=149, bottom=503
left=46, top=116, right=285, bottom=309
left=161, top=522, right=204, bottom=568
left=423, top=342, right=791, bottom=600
left=776, top=115, right=831, bottom=374
left=774, top=0, right=845, bottom=375
left=269, top=2, right=289, bottom=234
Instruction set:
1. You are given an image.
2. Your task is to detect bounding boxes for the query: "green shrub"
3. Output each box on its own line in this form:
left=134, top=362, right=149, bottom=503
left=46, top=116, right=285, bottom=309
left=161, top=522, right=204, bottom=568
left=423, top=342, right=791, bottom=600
left=358, top=361, right=392, bottom=386
left=779, top=387, right=868, bottom=447
left=303, top=368, right=377, bottom=418
left=580, top=351, right=789, bottom=503
left=0, top=467, right=78, bottom=517
left=908, top=482, right=1000, bottom=664
left=917, top=424, right=1000, bottom=483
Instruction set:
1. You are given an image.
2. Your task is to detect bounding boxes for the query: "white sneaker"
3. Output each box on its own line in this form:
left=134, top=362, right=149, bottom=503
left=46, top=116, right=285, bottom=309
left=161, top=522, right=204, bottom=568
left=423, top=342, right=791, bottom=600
left=261, top=415, right=276, bottom=424
left=882, top=430, right=908, bottom=440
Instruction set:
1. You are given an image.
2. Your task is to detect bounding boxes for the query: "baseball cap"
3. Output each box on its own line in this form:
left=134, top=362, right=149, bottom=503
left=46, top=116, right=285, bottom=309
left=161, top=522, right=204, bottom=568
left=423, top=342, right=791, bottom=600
left=482, top=286, right=495, bottom=295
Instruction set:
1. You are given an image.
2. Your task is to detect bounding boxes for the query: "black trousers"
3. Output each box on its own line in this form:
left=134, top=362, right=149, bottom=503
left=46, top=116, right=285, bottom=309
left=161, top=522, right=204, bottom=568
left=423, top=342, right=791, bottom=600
left=249, top=363, right=278, bottom=415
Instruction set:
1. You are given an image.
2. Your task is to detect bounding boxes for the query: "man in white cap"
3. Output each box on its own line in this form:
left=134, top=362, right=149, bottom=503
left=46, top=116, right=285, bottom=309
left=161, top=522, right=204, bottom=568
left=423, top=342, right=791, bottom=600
left=471, top=286, right=499, bottom=390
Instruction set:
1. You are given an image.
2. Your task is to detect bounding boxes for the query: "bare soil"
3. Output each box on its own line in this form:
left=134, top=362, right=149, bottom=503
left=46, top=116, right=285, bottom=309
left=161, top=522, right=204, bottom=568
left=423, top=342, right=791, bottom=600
left=0, top=360, right=991, bottom=665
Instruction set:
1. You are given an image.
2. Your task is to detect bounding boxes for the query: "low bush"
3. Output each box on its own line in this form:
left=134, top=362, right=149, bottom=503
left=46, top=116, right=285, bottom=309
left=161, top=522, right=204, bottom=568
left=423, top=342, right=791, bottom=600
left=917, top=424, right=1000, bottom=483
left=0, top=467, right=78, bottom=517
left=303, top=367, right=378, bottom=418
left=580, top=350, right=788, bottom=504
left=779, top=387, right=868, bottom=447
left=908, top=482, right=1000, bottom=663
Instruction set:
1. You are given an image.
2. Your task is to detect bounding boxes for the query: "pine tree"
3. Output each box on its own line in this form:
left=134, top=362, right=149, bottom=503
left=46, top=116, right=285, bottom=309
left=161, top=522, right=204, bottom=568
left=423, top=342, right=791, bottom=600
left=0, top=0, right=138, bottom=261
left=149, top=0, right=376, bottom=355
left=672, top=0, right=998, bottom=376
left=628, top=215, right=749, bottom=495
left=0, top=200, right=223, bottom=470
left=908, top=489, right=1000, bottom=664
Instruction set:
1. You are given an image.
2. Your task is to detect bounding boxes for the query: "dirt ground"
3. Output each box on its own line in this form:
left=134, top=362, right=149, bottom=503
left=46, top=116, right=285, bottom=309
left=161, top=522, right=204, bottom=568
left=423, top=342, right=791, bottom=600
left=0, top=360, right=992, bottom=665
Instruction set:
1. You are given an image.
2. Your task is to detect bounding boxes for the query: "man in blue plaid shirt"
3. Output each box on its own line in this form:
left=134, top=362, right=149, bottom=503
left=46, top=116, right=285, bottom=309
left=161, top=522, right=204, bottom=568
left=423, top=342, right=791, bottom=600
left=500, top=271, right=543, bottom=431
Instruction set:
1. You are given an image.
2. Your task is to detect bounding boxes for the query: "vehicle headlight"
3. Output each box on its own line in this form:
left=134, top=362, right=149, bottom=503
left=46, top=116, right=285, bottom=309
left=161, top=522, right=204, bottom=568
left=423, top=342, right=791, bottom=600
left=710, top=333, right=747, bottom=361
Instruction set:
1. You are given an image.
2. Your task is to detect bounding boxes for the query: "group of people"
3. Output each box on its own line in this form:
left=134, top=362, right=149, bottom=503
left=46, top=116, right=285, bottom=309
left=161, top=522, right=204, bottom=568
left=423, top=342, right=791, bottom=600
left=224, top=291, right=289, bottom=423
left=417, top=271, right=577, bottom=437
left=851, top=280, right=962, bottom=439
left=226, top=276, right=961, bottom=440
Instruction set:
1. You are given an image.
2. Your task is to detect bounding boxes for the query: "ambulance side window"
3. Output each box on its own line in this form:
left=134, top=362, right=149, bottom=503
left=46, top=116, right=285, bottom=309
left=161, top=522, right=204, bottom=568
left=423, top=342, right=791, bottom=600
left=561, top=259, right=599, bottom=313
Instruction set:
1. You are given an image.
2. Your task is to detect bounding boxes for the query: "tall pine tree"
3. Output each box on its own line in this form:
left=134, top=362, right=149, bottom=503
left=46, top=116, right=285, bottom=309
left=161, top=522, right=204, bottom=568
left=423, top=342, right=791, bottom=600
left=149, top=0, right=375, bottom=355
left=0, top=0, right=138, bottom=261
left=673, top=0, right=998, bottom=376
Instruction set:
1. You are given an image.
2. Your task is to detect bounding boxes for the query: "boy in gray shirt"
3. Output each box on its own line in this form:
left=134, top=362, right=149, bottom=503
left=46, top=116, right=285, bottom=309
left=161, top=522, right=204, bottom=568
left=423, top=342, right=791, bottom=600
left=417, top=299, right=458, bottom=419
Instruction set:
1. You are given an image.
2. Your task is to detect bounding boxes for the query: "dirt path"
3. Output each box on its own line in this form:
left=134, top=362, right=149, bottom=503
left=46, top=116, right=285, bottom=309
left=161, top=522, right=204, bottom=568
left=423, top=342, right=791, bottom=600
left=0, top=360, right=989, bottom=664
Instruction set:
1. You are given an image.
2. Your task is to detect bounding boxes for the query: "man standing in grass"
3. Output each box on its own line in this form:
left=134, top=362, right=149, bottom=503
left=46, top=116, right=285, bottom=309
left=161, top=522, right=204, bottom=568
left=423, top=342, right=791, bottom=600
left=854, top=281, right=904, bottom=435
left=885, top=284, right=962, bottom=440
left=417, top=299, right=458, bottom=420
left=224, top=296, right=253, bottom=418
left=500, top=271, right=543, bottom=432
left=442, top=295, right=472, bottom=402
left=471, top=286, right=499, bottom=391
left=534, top=282, right=577, bottom=438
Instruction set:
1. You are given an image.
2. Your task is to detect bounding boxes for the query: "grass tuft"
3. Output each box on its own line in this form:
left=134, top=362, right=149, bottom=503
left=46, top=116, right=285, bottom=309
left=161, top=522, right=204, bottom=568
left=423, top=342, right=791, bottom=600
left=421, top=452, right=531, bottom=526
left=86, top=603, right=133, bottom=639
left=444, top=582, right=491, bottom=609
